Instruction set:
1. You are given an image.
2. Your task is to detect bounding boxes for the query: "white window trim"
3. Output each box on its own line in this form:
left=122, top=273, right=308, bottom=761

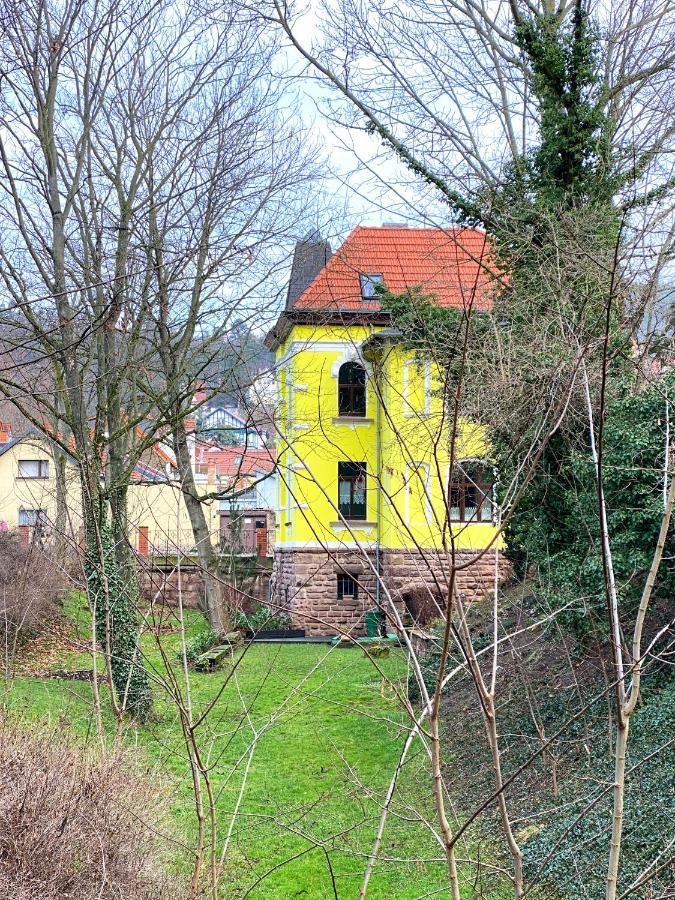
left=405, top=461, right=431, bottom=524
left=18, top=459, right=49, bottom=479
left=403, top=358, right=431, bottom=417
left=330, top=346, right=372, bottom=379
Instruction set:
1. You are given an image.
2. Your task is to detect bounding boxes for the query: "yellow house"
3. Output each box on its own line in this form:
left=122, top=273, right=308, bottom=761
left=0, top=429, right=81, bottom=541
left=266, top=225, right=504, bottom=636
left=0, top=423, right=277, bottom=564
left=0, top=427, right=215, bottom=554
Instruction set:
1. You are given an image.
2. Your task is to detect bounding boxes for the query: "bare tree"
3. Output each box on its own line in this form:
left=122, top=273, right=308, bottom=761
left=0, top=0, right=170, bottom=718
left=130, top=7, right=312, bottom=631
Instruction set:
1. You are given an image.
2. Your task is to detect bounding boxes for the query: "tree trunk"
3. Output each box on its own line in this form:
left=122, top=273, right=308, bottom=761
left=484, top=695, right=524, bottom=899
left=83, top=494, right=152, bottom=720
left=173, top=420, right=226, bottom=633
left=53, top=448, right=69, bottom=564
left=606, top=717, right=629, bottom=900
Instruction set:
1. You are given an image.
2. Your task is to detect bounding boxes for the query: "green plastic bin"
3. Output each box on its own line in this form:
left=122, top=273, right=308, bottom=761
left=365, top=607, right=386, bottom=638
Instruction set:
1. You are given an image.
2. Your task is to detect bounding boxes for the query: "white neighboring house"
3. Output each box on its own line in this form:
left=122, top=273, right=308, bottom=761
left=190, top=441, right=276, bottom=556
left=197, top=403, right=268, bottom=448
left=218, top=467, right=276, bottom=513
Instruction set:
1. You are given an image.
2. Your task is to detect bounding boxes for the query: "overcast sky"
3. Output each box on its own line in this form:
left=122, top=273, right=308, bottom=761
left=278, top=9, right=451, bottom=248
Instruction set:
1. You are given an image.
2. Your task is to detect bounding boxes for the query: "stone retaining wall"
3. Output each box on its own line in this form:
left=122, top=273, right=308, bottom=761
left=139, top=566, right=204, bottom=609
left=139, top=563, right=271, bottom=613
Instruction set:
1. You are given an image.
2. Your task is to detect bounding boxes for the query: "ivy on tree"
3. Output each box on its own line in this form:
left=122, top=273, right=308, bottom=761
left=85, top=511, right=152, bottom=720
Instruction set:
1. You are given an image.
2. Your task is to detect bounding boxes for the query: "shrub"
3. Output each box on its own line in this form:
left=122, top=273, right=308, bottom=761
left=0, top=531, right=63, bottom=671
left=0, top=720, right=180, bottom=899
left=505, top=373, right=675, bottom=639
left=523, top=680, right=675, bottom=898
left=231, top=604, right=292, bottom=633
left=178, top=626, right=220, bottom=665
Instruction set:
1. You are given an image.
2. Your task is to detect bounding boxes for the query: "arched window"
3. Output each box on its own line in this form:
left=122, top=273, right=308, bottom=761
left=449, top=462, right=493, bottom=522
left=338, top=361, right=367, bottom=416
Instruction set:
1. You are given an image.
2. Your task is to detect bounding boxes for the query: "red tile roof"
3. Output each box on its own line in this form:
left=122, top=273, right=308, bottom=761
left=292, top=226, right=496, bottom=311
left=193, top=442, right=275, bottom=478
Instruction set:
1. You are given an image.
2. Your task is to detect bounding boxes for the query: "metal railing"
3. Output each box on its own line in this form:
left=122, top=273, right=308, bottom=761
left=136, top=526, right=272, bottom=558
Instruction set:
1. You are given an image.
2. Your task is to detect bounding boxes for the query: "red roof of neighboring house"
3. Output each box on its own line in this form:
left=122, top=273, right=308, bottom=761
left=193, top=442, right=275, bottom=478
left=293, top=226, right=496, bottom=311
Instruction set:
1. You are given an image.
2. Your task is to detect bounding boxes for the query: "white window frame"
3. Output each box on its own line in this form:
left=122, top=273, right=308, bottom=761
left=359, top=272, right=383, bottom=299
left=18, top=459, right=49, bottom=479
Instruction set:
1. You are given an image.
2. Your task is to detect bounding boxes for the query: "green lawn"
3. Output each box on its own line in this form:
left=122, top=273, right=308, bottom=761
left=2, top=597, right=502, bottom=898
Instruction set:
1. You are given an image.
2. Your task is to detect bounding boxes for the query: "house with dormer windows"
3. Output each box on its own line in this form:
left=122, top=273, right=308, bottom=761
left=266, top=225, right=504, bottom=636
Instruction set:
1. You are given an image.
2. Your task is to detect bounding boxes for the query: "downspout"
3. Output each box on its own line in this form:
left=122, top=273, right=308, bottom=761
left=375, top=356, right=382, bottom=610
left=365, top=324, right=383, bottom=611
left=286, top=364, right=293, bottom=532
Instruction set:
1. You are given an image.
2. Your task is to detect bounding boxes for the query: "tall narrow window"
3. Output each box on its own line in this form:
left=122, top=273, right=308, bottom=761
left=338, top=462, right=367, bottom=519
left=338, top=362, right=367, bottom=416
left=449, top=462, right=493, bottom=522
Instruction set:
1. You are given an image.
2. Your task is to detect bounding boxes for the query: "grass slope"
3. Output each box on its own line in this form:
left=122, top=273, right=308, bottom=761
left=2, top=596, right=500, bottom=898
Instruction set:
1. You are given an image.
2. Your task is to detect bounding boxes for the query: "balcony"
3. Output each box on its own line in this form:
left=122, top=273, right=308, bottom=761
left=135, top=516, right=274, bottom=560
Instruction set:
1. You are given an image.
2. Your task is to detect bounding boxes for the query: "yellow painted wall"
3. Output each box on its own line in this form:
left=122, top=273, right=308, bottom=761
left=275, top=323, right=497, bottom=552
left=0, top=436, right=81, bottom=536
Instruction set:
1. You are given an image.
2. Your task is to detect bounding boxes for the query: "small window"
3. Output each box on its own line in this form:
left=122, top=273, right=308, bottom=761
left=18, top=459, right=49, bottom=479
left=18, top=509, right=47, bottom=527
left=449, top=463, right=493, bottom=523
left=338, top=361, right=367, bottom=416
left=359, top=273, right=383, bottom=299
left=337, top=572, right=359, bottom=600
left=338, top=461, right=367, bottom=519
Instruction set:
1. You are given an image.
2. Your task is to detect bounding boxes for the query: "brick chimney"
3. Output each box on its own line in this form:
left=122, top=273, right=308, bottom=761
left=184, top=416, right=196, bottom=471
left=286, top=232, right=332, bottom=309
left=0, top=421, right=12, bottom=445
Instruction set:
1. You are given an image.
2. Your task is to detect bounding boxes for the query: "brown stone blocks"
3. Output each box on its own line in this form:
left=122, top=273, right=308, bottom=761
left=271, top=547, right=509, bottom=636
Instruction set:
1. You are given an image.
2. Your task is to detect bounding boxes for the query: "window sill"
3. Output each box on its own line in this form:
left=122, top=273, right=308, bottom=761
left=331, top=520, right=377, bottom=529
left=332, top=416, right=374, bottom=425
left=449, top=520, right=496, bottom=525
left=17, top=476, right=49, bottom=480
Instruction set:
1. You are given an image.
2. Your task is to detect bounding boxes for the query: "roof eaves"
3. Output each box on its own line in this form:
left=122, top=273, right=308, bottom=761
left=0, top=428, right=78, bottom=462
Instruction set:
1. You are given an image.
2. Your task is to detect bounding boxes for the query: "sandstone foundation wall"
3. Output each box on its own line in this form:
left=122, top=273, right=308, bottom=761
left=271, top=547, right=508, bottom=637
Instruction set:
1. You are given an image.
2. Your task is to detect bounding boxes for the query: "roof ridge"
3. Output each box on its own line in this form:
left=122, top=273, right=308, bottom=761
left=355, top=224, right=485, bottom=233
